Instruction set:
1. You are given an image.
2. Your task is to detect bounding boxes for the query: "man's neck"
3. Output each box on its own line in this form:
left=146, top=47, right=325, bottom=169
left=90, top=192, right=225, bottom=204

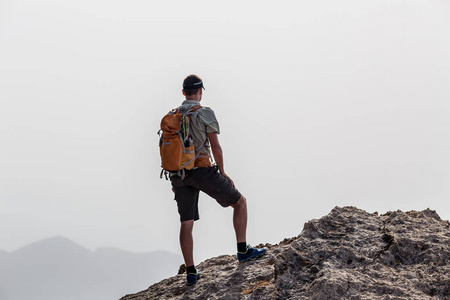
left=185, top=92, right=202, bottom=102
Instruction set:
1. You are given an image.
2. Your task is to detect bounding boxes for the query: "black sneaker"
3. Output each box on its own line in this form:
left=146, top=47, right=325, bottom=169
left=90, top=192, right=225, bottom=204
left=237, top=245, right=268, bottom=263
left=186, top=269, right=201, bottom=286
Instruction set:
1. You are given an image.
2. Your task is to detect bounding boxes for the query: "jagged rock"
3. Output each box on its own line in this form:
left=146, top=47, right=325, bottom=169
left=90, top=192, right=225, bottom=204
left=121, top=207, right=450, bottom=299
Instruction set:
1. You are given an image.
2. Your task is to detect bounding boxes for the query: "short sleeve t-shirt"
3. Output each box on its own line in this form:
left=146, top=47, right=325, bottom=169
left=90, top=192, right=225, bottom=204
left=179, top=100, right=220, bottom=156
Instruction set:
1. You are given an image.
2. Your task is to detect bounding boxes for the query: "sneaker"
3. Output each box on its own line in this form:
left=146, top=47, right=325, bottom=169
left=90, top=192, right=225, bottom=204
left=237, top=245, right=268, bottom=263
left=186, top=269, right=201, bottom=286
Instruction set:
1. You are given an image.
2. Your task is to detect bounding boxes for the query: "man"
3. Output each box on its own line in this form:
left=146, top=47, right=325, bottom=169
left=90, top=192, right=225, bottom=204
left=169, top=74, right=267, bottom=286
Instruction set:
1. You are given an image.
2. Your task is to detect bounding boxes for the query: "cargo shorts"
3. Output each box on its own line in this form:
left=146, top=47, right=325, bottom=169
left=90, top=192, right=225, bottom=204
left=170, top=166, right=242, bottom=222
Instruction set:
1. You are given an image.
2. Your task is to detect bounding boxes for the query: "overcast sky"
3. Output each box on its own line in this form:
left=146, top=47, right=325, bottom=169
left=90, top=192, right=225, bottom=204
left=1, top=0, right=449, bottom=263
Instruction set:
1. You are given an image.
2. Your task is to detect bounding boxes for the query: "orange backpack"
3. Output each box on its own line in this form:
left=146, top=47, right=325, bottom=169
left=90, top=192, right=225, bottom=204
left=158, top=105, right=202, bottom=179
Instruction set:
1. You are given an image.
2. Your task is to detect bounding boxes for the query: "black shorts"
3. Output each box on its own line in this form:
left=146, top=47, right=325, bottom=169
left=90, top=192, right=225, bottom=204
left=170, top=166, right=242, bottom=222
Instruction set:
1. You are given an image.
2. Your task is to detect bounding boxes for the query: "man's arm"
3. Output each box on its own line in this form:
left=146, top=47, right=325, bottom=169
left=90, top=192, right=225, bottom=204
left=208, top=132, right=234, bottom=187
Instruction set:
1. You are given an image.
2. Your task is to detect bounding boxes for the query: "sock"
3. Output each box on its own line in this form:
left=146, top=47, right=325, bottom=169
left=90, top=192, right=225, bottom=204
left=237, top=242, right=247, bottom=253
left=186, top=265, right=196, bottom=275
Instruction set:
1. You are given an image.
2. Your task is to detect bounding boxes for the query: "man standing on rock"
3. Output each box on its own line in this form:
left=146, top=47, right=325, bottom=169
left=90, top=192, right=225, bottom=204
left=167, top=75, right=267, bottom=286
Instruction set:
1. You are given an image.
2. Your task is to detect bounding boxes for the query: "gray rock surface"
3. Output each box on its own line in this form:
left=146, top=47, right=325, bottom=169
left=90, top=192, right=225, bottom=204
left=121, top=206, right=450, bottom=300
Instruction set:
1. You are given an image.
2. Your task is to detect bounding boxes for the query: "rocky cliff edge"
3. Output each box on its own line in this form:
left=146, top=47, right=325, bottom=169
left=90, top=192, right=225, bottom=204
left=121, top=206, right=450, bottom=300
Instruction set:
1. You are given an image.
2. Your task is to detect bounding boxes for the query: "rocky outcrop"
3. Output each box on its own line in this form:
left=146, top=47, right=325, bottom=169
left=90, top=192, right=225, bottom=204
left=121, top=207, right=450, bottom=300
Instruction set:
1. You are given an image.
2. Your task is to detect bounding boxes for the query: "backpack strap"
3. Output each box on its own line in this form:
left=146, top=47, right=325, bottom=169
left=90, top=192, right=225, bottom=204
left=176, top=105, right=202, bottom=145
left=160, top=169, right=169, bottom=180
left=175, top=105, right=202, bottom=114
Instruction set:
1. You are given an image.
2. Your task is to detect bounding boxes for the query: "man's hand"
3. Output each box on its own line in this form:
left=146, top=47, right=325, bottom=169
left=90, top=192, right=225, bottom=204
left=221, top=172, right=235, bottom=188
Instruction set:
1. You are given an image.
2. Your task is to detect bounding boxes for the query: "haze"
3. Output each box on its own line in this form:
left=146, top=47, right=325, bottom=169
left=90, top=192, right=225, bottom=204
left=1, top=0, right=449, bottom=267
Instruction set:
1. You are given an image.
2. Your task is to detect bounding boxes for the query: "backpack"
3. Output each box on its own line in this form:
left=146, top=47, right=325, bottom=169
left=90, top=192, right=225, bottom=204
left=158, top=105, right=202, bottom=179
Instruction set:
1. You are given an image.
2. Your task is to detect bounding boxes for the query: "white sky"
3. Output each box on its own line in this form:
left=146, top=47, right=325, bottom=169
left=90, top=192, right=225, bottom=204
left=1, top=0, right=449, bottom=263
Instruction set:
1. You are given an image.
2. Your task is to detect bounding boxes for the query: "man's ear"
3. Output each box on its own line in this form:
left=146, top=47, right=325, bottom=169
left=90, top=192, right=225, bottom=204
left=182, top=89, right=186, bottom=96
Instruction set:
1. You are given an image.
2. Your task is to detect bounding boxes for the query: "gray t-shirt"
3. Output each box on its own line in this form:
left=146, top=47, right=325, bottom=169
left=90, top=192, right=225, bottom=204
left=178, top=100, right=220, bottom=157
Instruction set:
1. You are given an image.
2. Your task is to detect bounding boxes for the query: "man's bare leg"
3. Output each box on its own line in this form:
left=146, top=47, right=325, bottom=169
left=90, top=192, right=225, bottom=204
left=231, top=195, right=247, bottom=243
left=232, top=195, right=268, bottom=262
left=180, top=220, right=195, bottom=267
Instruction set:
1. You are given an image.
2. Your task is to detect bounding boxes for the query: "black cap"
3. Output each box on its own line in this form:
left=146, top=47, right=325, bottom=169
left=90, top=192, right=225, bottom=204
left=183, top=74, right=205, bottom=91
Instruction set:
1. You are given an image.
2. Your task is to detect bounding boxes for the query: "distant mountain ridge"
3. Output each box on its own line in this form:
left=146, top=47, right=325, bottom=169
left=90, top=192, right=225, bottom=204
left=11, top=235, right=92, bottom=257
left=0, top=236, right=182, bottom=300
